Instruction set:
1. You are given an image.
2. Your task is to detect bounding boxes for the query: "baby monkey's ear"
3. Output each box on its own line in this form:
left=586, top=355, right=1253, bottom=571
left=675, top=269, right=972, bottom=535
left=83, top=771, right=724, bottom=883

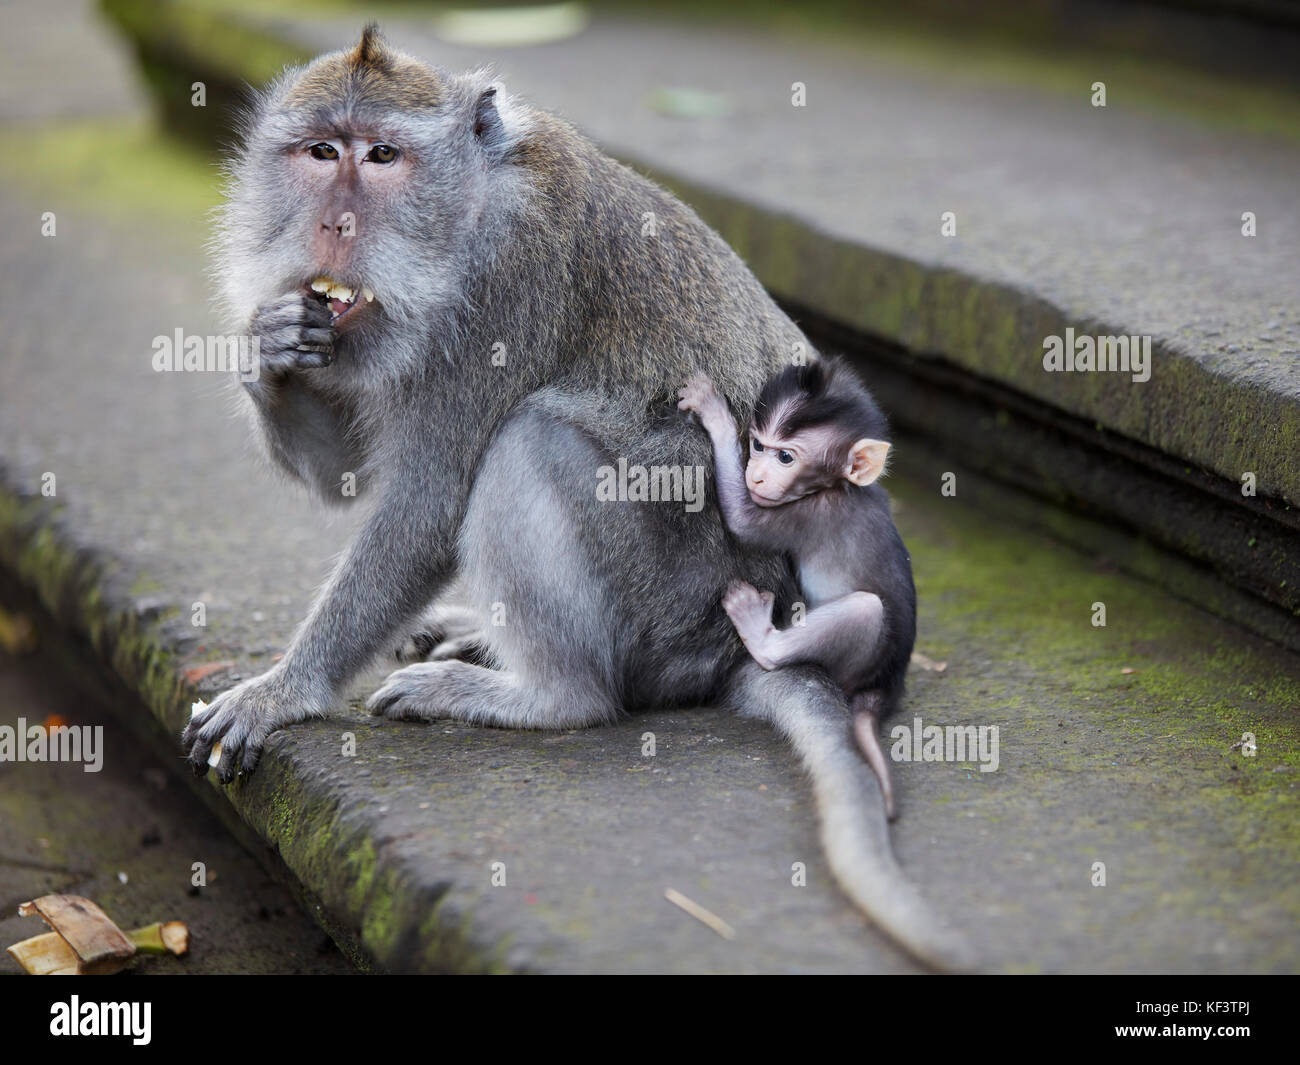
left=844, top=439, right=890, bottom=486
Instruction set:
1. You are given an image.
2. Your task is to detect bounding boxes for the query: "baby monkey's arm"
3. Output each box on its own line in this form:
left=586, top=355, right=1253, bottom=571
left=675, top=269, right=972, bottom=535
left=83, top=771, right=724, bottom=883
left=678, top=374, right=762, bottom=538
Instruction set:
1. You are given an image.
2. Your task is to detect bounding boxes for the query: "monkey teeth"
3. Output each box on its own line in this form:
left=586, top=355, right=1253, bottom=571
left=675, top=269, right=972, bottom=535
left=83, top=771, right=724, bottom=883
left=309, top=276, right=375, bottom=322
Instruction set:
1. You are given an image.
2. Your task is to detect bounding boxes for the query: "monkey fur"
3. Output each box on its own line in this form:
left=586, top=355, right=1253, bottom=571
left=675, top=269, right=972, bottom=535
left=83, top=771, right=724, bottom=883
left=680, top=357, right=917, bottom=819
left=183, top=25, right=972, bottom=971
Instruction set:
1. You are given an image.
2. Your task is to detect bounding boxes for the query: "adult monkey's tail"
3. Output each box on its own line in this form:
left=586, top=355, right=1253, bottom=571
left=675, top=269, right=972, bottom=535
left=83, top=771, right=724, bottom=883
left=728, top=662, right=978, bottom=972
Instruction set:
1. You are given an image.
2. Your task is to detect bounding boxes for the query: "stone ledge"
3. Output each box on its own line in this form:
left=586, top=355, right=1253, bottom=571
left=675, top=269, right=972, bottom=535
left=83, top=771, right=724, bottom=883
left=98, top=0, right=1300, bottom=631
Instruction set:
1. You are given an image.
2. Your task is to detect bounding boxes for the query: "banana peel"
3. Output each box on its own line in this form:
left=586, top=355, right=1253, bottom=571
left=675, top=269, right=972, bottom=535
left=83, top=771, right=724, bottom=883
left=6, top=894, right=189, bottom=975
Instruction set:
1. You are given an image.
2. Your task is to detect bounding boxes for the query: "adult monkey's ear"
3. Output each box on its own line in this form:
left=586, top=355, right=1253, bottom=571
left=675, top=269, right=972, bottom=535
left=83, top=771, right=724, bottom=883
left=473, top=86, right=507, bottom=157
left=844, top=439, right=890, bottom=486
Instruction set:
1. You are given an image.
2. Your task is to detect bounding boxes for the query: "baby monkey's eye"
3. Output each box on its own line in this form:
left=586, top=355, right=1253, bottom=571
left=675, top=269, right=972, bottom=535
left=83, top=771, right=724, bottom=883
left=308, top=142, right=339, bottom=160
left=367, top=144, right=398, bottom=163
left=777, top=450, right=795, bottom=465
left=751, top=438, right=764, bottom=453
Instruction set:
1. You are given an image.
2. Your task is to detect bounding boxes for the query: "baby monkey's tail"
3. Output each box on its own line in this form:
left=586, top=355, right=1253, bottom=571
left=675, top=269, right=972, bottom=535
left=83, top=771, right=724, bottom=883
left=851, top=690, right=897, bottom=821
left=728, top=663, right=978, bottom=972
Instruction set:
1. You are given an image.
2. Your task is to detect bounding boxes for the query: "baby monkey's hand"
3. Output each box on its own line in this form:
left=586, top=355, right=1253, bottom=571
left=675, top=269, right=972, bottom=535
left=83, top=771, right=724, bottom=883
left=678, top=373, right=730, bottom=429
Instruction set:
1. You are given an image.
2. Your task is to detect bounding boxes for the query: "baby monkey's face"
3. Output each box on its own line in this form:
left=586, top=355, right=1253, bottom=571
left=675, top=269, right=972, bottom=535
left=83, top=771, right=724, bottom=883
left=745, top=422, right=891, bottom=506
left=745, top=427, right=835, bottom=506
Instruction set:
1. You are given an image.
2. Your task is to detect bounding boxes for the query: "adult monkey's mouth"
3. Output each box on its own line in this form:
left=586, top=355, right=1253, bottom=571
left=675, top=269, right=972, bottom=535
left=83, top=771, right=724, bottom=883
left=309, top=275, right=375, bottom=327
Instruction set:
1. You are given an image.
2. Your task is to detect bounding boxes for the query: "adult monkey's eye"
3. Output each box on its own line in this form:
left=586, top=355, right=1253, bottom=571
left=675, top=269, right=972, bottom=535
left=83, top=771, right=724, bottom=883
left=777, top=450, right=794, bottom=466
left=368, top=144, right=398, bottom=163
left=308, top=142, right=339, bottom=160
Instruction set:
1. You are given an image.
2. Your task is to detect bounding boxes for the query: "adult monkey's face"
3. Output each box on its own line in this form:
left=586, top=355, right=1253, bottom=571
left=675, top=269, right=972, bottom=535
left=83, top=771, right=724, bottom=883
left=216, top=24, right=526, bottom=339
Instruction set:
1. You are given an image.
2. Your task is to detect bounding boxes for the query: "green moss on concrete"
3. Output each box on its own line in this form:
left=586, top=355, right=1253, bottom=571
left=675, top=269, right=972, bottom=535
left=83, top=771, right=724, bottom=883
left=0, top=477, right=519, bottom=972
left=7, top=450, right=1297, bottom=968
left=635, top=164, right=1300, bottom=512
left=217, top=745, right=515, bottom=972
left=0, top=119, right=221, bottom=230
left=103, top=0, right=314, bottom=90
left=0, top=496, right=184, bottom=730
left=892, top=469, right=1300, bottom=887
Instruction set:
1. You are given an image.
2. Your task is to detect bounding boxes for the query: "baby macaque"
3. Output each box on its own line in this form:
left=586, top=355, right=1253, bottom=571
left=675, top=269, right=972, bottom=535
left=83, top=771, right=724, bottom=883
left=679, top=357, right=916, bottom=818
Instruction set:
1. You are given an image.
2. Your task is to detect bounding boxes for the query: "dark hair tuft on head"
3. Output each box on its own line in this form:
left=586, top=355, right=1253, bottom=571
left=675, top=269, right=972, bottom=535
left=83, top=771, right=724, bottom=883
left=753, top=356, right=888, bottom=444
left=349, top=23, right=389, bottom=71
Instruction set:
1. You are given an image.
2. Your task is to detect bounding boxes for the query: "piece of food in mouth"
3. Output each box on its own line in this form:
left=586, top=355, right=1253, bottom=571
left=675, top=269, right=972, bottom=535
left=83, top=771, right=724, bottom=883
left=309, top=275, right=375, bottom=322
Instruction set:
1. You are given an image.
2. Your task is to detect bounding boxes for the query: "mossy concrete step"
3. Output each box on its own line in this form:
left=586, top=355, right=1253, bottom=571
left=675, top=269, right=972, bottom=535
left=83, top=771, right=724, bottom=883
left=1, top=169, right=1298, bottom=970
left=0, top=594, right=355, bottom=976
left=98, top=0, right=1300, bottom=645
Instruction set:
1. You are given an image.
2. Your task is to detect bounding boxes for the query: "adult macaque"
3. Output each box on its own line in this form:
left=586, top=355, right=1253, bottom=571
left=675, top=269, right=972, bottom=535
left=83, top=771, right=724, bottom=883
left=183, top=25, right=970, bottom=970
left=678, top=358, right=916, bottom=819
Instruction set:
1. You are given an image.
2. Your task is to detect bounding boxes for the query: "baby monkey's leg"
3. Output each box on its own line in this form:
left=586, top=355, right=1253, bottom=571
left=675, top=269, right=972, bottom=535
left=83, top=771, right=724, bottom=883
left=723, top=582, right=885, bottom=681
left=724, top=584, right=896, bottom=816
